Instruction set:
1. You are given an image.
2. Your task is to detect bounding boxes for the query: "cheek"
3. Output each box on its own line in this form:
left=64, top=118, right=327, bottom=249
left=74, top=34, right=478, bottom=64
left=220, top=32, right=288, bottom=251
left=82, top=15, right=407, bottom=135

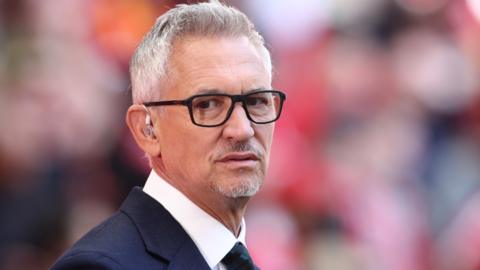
left=159, top=133, right=211, bottom=183
left=259, top=127, right=275, bottom=170
left=256, top=125, right=275, bottom=152
left=166, top=128, right=217, bottom=166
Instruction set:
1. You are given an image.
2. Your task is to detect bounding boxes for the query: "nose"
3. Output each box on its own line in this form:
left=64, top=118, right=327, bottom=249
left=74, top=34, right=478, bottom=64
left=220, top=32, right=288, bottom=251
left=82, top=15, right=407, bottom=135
left=222, top=103, right=254, bottom=141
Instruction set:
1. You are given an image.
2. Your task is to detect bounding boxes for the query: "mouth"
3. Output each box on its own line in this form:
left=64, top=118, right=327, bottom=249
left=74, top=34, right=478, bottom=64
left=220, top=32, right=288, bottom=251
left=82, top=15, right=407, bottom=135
left=216, top=152, right=260, bottom=169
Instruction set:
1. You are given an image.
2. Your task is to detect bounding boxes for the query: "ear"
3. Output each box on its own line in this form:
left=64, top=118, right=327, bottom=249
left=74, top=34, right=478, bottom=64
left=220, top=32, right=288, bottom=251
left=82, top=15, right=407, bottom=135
left=125, top=104, right=162, bottom=157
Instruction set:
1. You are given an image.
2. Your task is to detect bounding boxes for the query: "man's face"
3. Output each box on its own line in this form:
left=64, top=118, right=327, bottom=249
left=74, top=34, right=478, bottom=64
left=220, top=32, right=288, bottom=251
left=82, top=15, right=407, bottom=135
left=152, top=36, right=274, bottom=201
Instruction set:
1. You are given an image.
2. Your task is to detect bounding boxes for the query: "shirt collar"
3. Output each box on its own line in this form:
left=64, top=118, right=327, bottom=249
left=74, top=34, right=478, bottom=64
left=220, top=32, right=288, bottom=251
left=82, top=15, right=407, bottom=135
left=143, top=170, right=246, bottom=269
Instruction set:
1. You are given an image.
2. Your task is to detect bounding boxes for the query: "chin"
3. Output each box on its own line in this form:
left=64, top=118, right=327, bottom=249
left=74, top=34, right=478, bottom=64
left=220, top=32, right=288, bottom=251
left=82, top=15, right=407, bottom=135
left=211, top=178, right=262, bottom=199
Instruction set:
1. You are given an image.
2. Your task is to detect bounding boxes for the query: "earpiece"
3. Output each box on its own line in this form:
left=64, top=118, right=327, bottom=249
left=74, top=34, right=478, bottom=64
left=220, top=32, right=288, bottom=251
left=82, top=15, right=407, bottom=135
left=145, top=113, right=152, bottom=126
left=142, top=105, right=155, bottom=138
left=143, top=125, right=154, bottom=138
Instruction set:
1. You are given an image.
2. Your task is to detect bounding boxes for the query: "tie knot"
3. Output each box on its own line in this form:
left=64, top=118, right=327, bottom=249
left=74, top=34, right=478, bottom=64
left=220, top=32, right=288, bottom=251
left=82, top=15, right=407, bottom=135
left=221, top=242, right=256, bottom=270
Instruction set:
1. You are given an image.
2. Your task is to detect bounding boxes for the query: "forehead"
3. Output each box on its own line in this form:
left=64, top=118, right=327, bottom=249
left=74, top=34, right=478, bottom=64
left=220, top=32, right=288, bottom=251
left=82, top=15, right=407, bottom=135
left=163, top=36, right=271, bottom=97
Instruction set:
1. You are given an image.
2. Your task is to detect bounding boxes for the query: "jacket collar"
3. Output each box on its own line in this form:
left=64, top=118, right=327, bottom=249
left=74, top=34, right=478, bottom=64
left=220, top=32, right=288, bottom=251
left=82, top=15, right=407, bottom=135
left=120, top=187, right=211, bottom=270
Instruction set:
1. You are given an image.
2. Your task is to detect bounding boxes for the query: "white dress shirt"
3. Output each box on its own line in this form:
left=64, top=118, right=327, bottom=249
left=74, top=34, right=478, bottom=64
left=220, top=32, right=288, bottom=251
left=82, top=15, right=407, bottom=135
left=143, top=170, right=246, bottom=270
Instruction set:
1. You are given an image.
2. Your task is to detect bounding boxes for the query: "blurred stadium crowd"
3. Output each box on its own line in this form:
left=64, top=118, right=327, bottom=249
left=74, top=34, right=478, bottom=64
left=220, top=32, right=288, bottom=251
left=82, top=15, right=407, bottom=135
left=0, top=0, right=479, bottom=269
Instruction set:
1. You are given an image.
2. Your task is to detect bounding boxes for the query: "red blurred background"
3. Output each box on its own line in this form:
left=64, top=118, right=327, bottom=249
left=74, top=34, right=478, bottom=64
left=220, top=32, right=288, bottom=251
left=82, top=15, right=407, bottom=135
left=1, top=0, right=479, bottom=269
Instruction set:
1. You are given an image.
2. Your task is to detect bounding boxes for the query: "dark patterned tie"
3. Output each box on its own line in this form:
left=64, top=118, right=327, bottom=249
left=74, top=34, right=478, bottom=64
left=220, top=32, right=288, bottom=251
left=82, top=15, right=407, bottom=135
left=221, top=242, right=256, bottom=270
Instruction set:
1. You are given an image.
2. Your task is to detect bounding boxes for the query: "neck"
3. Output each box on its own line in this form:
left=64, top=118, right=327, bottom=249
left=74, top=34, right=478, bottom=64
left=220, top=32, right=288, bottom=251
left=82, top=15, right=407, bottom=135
left=151, top=166, right=249, bottom=236
left=199, top=195, right=249, bottom=236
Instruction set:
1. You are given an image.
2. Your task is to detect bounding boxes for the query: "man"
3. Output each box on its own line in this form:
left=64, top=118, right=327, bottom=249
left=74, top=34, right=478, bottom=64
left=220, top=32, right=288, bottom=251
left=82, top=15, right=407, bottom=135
left=51, top=1, right=285, bottom=269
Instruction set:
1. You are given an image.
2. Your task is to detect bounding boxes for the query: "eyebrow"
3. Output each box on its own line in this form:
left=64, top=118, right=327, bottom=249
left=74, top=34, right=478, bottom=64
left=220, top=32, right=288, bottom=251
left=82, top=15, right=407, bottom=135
left=194, top=87, right=268, bottom=95
left=195, top=89, right=223, bottom=95
left=245, top=87, right=268, bottom=94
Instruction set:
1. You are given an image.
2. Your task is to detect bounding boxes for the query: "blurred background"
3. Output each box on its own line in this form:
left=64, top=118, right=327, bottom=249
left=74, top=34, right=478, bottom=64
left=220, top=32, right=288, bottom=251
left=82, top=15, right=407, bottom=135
left=0, top=0, right=479, bottom=269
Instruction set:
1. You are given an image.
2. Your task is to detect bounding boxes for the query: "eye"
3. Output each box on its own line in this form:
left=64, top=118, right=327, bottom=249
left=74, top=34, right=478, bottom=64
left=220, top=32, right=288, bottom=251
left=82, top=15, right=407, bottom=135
left=192, top=96, right=225, bottom=110
left=197, top=100, right=216, bottom=109
left=246, top=95, right=269, bottom=106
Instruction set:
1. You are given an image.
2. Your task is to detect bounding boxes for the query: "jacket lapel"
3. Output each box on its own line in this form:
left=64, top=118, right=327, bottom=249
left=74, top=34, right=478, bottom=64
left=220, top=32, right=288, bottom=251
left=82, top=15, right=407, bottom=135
left=120, top=187, right=211, bottom=270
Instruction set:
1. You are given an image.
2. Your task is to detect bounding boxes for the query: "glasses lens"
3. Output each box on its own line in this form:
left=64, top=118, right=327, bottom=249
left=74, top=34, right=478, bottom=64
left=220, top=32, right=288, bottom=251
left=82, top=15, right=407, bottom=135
left=245, top=91, right=281, bottom=123
left=191, top=95, right=232, bottom=126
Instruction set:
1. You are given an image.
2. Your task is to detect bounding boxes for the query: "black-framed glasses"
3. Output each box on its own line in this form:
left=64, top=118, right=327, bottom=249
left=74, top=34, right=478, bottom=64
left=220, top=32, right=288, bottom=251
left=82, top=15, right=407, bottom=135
left=143, top=90, right=286, bottom=127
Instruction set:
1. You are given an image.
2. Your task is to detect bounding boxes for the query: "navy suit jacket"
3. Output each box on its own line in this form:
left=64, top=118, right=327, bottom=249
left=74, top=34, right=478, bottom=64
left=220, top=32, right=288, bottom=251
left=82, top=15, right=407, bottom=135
left=50, top=187, right=211, bottom=270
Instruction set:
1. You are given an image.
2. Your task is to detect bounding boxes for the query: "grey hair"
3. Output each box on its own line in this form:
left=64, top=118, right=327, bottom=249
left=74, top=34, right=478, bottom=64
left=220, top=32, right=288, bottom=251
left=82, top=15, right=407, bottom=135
left=129, top=0, right=272, bottom=104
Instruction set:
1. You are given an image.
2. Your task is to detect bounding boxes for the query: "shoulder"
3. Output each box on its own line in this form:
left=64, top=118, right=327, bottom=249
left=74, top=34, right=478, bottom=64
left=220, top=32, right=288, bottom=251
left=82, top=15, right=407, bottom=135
left=51, top=211, right=167, bottom=270
left=50, top=249, right=123, bottom=270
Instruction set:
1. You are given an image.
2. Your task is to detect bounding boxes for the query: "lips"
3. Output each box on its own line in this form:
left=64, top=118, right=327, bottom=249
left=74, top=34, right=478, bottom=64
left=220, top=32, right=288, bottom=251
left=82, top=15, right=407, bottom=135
left=216, top=152, right=260, bottom=169
left=217, top=152, right=260, bottom=162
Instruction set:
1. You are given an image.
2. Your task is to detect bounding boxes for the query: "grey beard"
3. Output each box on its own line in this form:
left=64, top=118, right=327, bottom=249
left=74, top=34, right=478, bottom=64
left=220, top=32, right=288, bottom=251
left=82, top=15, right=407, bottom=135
left=214, top=141, right=263, bottom=161
left=212, top=141, right=265, bottom=198
left=211, top=177, right=262, bottom=198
